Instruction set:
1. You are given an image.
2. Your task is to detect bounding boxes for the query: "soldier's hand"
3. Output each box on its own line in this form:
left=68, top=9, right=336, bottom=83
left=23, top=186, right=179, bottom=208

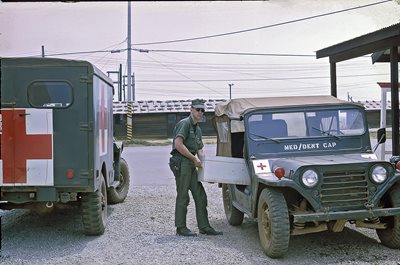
left=194, top=157, right=202, bottom=168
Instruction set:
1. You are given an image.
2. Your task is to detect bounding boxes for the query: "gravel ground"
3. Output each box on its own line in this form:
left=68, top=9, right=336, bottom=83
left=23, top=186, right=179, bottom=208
left=1, top=184, right=400, bottom=265
left=1, top=143, right=400, bottom=265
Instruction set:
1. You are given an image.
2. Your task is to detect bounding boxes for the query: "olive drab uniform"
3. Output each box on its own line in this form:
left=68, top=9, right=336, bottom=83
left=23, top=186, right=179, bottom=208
left=169, top=115, right=210, bottom=230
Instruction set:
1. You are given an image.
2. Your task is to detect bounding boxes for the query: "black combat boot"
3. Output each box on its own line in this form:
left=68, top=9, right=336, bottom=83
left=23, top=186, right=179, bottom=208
left=176, top=227, right=197, bottom=237
left=199, top=226, right=223, bottom=236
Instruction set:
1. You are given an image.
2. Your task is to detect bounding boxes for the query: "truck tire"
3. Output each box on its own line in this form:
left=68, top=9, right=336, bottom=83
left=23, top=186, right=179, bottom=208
left=257, top=188, right=290, bottom=258
left=222, top=184, right=244, bottom=226
left=81, top=175, right=107, bottom=235
left=376, top=185, right=400, bottom=248
left=108, top=157, right=130, bottom=204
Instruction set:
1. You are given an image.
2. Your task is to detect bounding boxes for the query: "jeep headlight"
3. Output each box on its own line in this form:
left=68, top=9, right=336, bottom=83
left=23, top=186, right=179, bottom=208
left=301, top=169, right=319, bottom=188
left=370, top=165, right=387, bottom=184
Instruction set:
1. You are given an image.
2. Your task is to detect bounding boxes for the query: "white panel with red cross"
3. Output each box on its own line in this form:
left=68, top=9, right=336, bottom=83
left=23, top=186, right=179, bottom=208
left=98, top=82, right=109, bottom=156
left=0, top=108, right=54, bottom=186
left=252, top=160, right=271, bottom=174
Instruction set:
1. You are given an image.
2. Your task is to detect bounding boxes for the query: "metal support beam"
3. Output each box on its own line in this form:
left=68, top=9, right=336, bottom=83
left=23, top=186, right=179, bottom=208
left=330, top=62, right=337, bottom=97
left=119, top=64, right=123, bottom=101
left=390, top=46, right=399, bottom=155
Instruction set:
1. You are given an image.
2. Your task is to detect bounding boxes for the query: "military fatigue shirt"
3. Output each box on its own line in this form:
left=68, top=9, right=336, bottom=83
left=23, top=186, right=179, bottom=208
left=171, top=115, right=204, bottom=156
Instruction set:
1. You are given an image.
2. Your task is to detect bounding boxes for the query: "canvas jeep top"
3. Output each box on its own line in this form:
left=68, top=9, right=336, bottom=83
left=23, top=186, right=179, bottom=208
left=209, top=95, right=400, bottom=258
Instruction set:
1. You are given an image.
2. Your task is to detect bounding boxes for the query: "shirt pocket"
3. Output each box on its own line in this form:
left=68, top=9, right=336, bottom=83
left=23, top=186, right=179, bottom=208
left=186, top=131, right=197, bottom=150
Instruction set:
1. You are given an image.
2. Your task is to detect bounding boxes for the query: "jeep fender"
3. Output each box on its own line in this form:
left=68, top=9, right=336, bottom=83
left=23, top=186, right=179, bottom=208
left=254, top=174, right=320, bottom=213
left=254, top=173, right=400, bottom=214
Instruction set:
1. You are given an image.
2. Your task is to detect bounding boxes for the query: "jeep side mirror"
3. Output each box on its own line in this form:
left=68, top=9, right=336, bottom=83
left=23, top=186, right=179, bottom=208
left=372, top=128, right=386, bottom=153
left=377, top=128, right=386, bottom=144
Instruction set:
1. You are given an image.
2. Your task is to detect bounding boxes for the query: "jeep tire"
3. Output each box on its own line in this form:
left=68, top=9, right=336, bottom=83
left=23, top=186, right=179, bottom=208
left=222, top=184, right=244, bottom=226
left=377, top=185, right=400, bottom=248
left=81, top=175, right=107, bottom=235
left=257, top=188, right=290, bottom=258
left=108, top=157, right=130, bottom=204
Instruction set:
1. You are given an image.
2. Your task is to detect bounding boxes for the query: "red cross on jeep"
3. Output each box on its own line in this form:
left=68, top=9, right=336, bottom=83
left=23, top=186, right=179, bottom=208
left=0, top=109, right=52, bottom=184
left=257, top=162, right=267, bottom=170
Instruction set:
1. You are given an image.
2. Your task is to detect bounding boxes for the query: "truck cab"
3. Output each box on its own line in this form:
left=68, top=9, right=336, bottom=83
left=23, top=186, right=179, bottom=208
left=210, top=95, right=400, bottom=258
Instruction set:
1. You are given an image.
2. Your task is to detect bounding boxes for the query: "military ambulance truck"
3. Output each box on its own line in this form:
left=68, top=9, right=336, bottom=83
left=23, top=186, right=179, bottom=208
left=200, top=96, right=400, bottom=258
left=0, top=57, right=130, bottom=235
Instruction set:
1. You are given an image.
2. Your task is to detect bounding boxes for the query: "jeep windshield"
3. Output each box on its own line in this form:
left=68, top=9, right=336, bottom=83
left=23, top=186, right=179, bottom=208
left=247, top=107, right=365, bottom=140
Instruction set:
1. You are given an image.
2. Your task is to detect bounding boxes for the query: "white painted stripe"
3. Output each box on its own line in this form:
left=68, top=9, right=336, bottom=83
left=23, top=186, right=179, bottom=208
left=25, top=108, right=53, bottom=134
left=99, top=128, right=108, bottom=156
left=26, top=159, right=54, bottom=186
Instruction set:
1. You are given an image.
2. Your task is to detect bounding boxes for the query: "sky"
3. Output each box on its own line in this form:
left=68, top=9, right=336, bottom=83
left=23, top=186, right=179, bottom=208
left=1, top=0, right=400, bottom=102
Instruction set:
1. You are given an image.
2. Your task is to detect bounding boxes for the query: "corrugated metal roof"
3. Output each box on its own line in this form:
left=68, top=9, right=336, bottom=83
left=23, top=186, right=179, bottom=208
left=358, top=100, right=393, bottom=110
left=113, top=98, right=388, bottom=114
left=113, top=99, right=226, bottom=114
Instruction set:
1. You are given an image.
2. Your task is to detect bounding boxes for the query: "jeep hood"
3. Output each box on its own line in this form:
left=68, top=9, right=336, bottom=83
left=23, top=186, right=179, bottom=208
left=269, top=153, right=379, bottom=172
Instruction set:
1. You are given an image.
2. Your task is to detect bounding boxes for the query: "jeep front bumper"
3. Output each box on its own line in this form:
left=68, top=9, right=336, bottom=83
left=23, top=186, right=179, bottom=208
left=293, top=207, right=400, bottom=223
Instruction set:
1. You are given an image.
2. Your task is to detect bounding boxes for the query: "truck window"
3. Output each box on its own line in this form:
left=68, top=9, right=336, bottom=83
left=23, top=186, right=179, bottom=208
left=28, top=81, right=73, bottom=108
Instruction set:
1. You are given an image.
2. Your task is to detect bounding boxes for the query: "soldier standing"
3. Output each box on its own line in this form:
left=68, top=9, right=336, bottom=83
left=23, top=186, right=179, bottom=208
left=169, top=99, right=223, bottom=237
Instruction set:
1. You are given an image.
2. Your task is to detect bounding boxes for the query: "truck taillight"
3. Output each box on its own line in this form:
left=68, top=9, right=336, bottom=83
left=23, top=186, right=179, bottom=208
left=66, top=169, right=74, bottom=179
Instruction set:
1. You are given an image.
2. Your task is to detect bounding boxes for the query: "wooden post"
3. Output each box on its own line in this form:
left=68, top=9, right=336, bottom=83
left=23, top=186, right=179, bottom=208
left=330, top=62, right=337, bottom=97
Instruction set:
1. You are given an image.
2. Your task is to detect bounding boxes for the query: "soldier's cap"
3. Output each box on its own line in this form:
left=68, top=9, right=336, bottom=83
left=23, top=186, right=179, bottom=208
left=191, top=98, right=206, bottom=109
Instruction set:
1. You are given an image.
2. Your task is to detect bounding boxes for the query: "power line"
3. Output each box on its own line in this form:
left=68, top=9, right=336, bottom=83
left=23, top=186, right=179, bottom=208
left=133, top=48, right=315, bottom=57
left=44, top=48, right=128, bottom=57
left=44, top=48, right=317, bottom=58
left=143, top=53, right=227, bottom=97
left=150, top=51, right=304, bottom=87
left=135, top=73, right=389, bottom=83
left=132, top=0, right=391, bottom=46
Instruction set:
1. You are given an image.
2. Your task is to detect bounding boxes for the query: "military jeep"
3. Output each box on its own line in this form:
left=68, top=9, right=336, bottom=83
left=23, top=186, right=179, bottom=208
left=211, top=95, right=400, bottom=258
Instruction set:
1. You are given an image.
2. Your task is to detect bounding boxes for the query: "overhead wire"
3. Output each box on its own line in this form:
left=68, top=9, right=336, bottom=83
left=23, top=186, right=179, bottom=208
left=135, top=73, right=389, bottom=83
left=132, top=0, right=391, bottom=46
left=133, top=49, right=316, bottom=57
left=141, top=53, right=227, bottom=97
left=29, top=1, right=392, bottom=101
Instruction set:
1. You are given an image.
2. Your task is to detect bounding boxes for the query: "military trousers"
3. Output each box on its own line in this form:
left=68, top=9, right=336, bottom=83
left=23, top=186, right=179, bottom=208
left=173, top=157, right=210, bottom=229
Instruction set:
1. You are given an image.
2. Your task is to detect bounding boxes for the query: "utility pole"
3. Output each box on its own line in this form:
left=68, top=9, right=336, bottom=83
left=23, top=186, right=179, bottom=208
left=228, top=83, right=234, bottom=99
left=127, top=1, right=133, bottom=101
left=119, top=64, right=123, bottom=101
left=41, top=45, right=45, bottom=57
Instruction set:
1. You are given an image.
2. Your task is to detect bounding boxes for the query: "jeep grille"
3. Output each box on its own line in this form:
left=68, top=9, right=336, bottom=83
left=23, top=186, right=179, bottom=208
left=320, top=169, right=368, bottom=210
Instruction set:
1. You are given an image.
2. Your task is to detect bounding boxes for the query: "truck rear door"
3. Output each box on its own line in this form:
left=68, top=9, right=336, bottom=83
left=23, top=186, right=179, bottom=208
left=0, top=58, right=89, bottom=187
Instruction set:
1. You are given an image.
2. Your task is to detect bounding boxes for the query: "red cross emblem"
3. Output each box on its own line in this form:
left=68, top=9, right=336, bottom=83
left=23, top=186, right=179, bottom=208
left=257, top=162, right=267, bottom=170
left=0, top=109, right=52, bottom=184
left=99, top=85, right=109, bottom=155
